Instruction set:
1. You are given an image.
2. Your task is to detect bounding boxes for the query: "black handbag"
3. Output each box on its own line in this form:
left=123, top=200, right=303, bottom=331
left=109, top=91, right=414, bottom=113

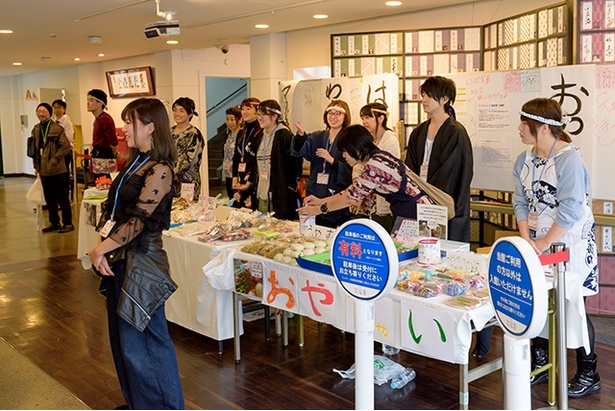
left=26, top=136, right=36, bottom=158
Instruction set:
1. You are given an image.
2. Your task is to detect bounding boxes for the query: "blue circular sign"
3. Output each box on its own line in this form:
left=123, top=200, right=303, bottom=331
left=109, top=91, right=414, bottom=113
left=488, top=237, right=547, bottom=339
left=331, top=219, right=397, bottom=301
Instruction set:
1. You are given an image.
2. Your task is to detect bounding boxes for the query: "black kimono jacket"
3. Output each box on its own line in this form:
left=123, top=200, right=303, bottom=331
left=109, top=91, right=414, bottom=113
left=404, top=117, right=473, bottom=242
left=232, top=120, right=263, bottom=209
left=267, top=127, right=303, bottom=220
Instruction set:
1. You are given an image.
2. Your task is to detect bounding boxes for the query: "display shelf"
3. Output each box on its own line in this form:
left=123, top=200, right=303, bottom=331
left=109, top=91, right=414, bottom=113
left=483, top=2, right=569, bottom=70
left=578, top=0, right=615, bottom=63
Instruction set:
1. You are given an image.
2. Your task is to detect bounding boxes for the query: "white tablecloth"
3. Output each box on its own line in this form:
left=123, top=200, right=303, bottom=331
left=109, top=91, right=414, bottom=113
left=162, top=226, right=251, bottom=341
left=230, top=250, right=495, bottom=364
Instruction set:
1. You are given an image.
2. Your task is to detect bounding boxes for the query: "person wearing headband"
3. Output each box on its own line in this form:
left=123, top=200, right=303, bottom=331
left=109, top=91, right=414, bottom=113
left=87, top=89, right=118, bottom=164
left=297, top=125, right=453, bottom=226
left=232, top=97, right=263, bottom=209
left=291, top=99, right=353, bottom=228
left=405, top=76, right=473, bottom=243
left=513, top=97, right=599, bottom=398
left=171, top=96, right=204, bottom=199
left=354, top=102, right=401, bottom=232
left=254, top=99, right=302, bottom=219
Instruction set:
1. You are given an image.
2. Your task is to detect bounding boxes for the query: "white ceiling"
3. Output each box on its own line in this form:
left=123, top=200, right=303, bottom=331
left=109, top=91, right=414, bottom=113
left=0, top=0, right=480, bottom=76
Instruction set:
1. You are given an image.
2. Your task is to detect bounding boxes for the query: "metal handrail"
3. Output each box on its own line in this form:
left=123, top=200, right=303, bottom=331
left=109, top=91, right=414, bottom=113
left=470, top=200, right=615, bottom=226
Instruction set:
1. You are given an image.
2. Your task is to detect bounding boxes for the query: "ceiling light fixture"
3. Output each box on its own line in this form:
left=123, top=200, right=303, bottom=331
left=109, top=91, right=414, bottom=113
left=74, top=58, right=80, bottom=62
left=385, top=1, right=402, bottom=6
left=12, top=62, right=22, bottom=66
left=166, top=40, right=179, bottom=45
left=255, top=24, right=269, bottom=29
left=313, top=14, right=328, bottom=19
left=89, top=35, right=102, bottom=44
left=98, top=53, right=105, bottom=57
left=0, top=29, right=14, bottom=34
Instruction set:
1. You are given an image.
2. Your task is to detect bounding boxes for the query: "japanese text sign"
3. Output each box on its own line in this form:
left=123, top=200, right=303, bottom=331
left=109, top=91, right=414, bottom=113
left=331, top=219, right=398, bottom=301
left=488, top=237, right=547, bottom=339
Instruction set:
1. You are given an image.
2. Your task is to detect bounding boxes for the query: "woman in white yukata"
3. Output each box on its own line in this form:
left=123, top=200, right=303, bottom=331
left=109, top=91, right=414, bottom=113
left=512, top=97, right=599, bottom=398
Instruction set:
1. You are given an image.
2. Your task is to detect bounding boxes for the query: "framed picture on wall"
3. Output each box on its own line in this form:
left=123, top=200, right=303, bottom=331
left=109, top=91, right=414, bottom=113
left=105, top=66, right=155, bottom=98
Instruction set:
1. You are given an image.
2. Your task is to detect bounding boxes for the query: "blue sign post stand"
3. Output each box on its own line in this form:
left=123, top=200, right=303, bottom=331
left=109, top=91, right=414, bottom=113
left=488, top=237, right=548, bottom=410
left=331, top=219, right=398, bottom=410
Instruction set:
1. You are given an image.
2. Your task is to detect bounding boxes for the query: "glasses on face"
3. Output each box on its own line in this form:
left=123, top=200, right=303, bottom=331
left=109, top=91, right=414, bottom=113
left=327, top=110, right=344, bottom=118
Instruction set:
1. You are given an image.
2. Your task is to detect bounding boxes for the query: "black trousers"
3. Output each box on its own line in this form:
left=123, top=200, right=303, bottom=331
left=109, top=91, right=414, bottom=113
left=40, top=173, right=72, bottom=226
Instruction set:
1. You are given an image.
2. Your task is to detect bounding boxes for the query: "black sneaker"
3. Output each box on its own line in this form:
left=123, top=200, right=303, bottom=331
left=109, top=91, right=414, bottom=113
left=58, top=224, right=75, bottom=233
left=41, top=225, right=60, bottom=233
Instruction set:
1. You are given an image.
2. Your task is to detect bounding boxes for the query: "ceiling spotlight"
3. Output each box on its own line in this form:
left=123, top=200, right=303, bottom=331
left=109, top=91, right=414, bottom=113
left=12, top=62, right=22, bottom=66
left=89, top=35, right=102, bottom=44
left=98, top=53, right=105, bottom=57
left=255, top=24, right=269, bottom=29
left=0, top=29, right=14, bottom=34
left=41, top=57, right=51, bottom=63
left=385, top=1, right=402, bottom=6
left=166, top=40, right=179, bottom=45
left=74, top=57, right=80, bottom=62
left=313, top=14, right=328, bottom=19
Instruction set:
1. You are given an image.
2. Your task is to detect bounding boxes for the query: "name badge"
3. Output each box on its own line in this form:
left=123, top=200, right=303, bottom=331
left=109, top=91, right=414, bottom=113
left=317, top=172, right=329, bottom=185
left=420, top=164, right=429, bottom=180
left=528, top=212, right=538, bottom=231
left=260, top=170, right=269, bottom=182
left=238, top=162, right=246, bottom=172
left=99, top=219, right=116, bottom=238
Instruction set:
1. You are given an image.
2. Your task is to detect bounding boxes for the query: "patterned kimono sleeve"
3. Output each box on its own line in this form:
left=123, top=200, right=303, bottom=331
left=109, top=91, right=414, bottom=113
left=108, top=163, right=173, bottom=246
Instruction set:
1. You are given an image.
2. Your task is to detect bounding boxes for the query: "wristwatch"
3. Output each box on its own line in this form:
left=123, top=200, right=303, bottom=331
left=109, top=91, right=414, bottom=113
left=320, top=203, right=329, bottom=214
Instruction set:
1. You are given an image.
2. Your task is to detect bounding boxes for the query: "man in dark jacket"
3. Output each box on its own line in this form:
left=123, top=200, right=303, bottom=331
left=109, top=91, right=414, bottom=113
left=32, top=102, right=73, bottom=233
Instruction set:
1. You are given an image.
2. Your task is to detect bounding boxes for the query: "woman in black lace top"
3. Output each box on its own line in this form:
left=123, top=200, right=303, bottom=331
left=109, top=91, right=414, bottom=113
left=89, top=98, right=184, bottom=409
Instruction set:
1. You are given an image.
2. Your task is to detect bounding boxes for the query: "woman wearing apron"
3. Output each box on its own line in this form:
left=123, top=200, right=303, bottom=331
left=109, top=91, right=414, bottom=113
left=512, top=98, right=599, bottom=398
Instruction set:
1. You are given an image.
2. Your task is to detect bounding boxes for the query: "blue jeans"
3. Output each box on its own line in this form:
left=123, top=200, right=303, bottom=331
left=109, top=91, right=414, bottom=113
left=105, top=260, right=184, bottom=410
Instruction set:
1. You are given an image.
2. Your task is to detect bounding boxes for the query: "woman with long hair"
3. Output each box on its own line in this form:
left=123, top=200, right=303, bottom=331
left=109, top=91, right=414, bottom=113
left=355, top=102, right=401, bottom=231
left=297, top=124, right=453, bottom=223
left=89, top=98, right=184, bottom=409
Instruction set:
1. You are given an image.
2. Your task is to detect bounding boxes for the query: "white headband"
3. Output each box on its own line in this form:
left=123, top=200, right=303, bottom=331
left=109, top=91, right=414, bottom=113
left=262, top=106, right=283, bottom=117
left=326, top=106, right=346, bottom=114
left=520, top=110, right=571, bottom=127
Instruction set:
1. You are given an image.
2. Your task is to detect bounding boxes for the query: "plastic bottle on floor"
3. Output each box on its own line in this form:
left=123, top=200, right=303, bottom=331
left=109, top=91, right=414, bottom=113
left=390, top=368, right=416, bottom=389
left=382, top=343, right=400, bottom=355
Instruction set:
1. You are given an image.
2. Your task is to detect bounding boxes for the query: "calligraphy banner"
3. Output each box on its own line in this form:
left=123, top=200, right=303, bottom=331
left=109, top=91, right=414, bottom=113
left=297, top=270, right=339, bottom=326
left=280, top=73, right=400, bottom=135
left=399, top=301, right=462, bottom=364
left=261, top=260, right=300, bottom=314
left=375, top=297, right=400, bottom=347
left=449, top=64, right=602, bottom=195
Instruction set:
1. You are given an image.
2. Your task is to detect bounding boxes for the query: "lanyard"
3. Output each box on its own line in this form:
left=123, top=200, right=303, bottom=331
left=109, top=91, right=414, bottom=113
left=531, top=138, right=558, bottom=208
left=241, top=124, right=256, bottom=159
left=41, top=121, right=51, bottom=144
left=423, top=122, right=443, bottom=165
left=110, top=154, right=151, bottom=220
left=323, top=133, right=333, bottom=171
left=262, top=125, right=279, bottom=168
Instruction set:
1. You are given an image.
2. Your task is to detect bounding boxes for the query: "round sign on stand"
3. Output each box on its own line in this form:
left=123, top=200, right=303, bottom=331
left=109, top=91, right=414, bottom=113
left=331, top=219, right=398, bottom=301
left=488, top=236, right=548, bottom=410
left=330, top=219, right=398, bottom=410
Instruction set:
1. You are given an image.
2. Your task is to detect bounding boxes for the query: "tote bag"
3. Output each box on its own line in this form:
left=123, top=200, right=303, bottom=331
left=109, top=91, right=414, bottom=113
left=26, top=176, right=46, bottom=206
